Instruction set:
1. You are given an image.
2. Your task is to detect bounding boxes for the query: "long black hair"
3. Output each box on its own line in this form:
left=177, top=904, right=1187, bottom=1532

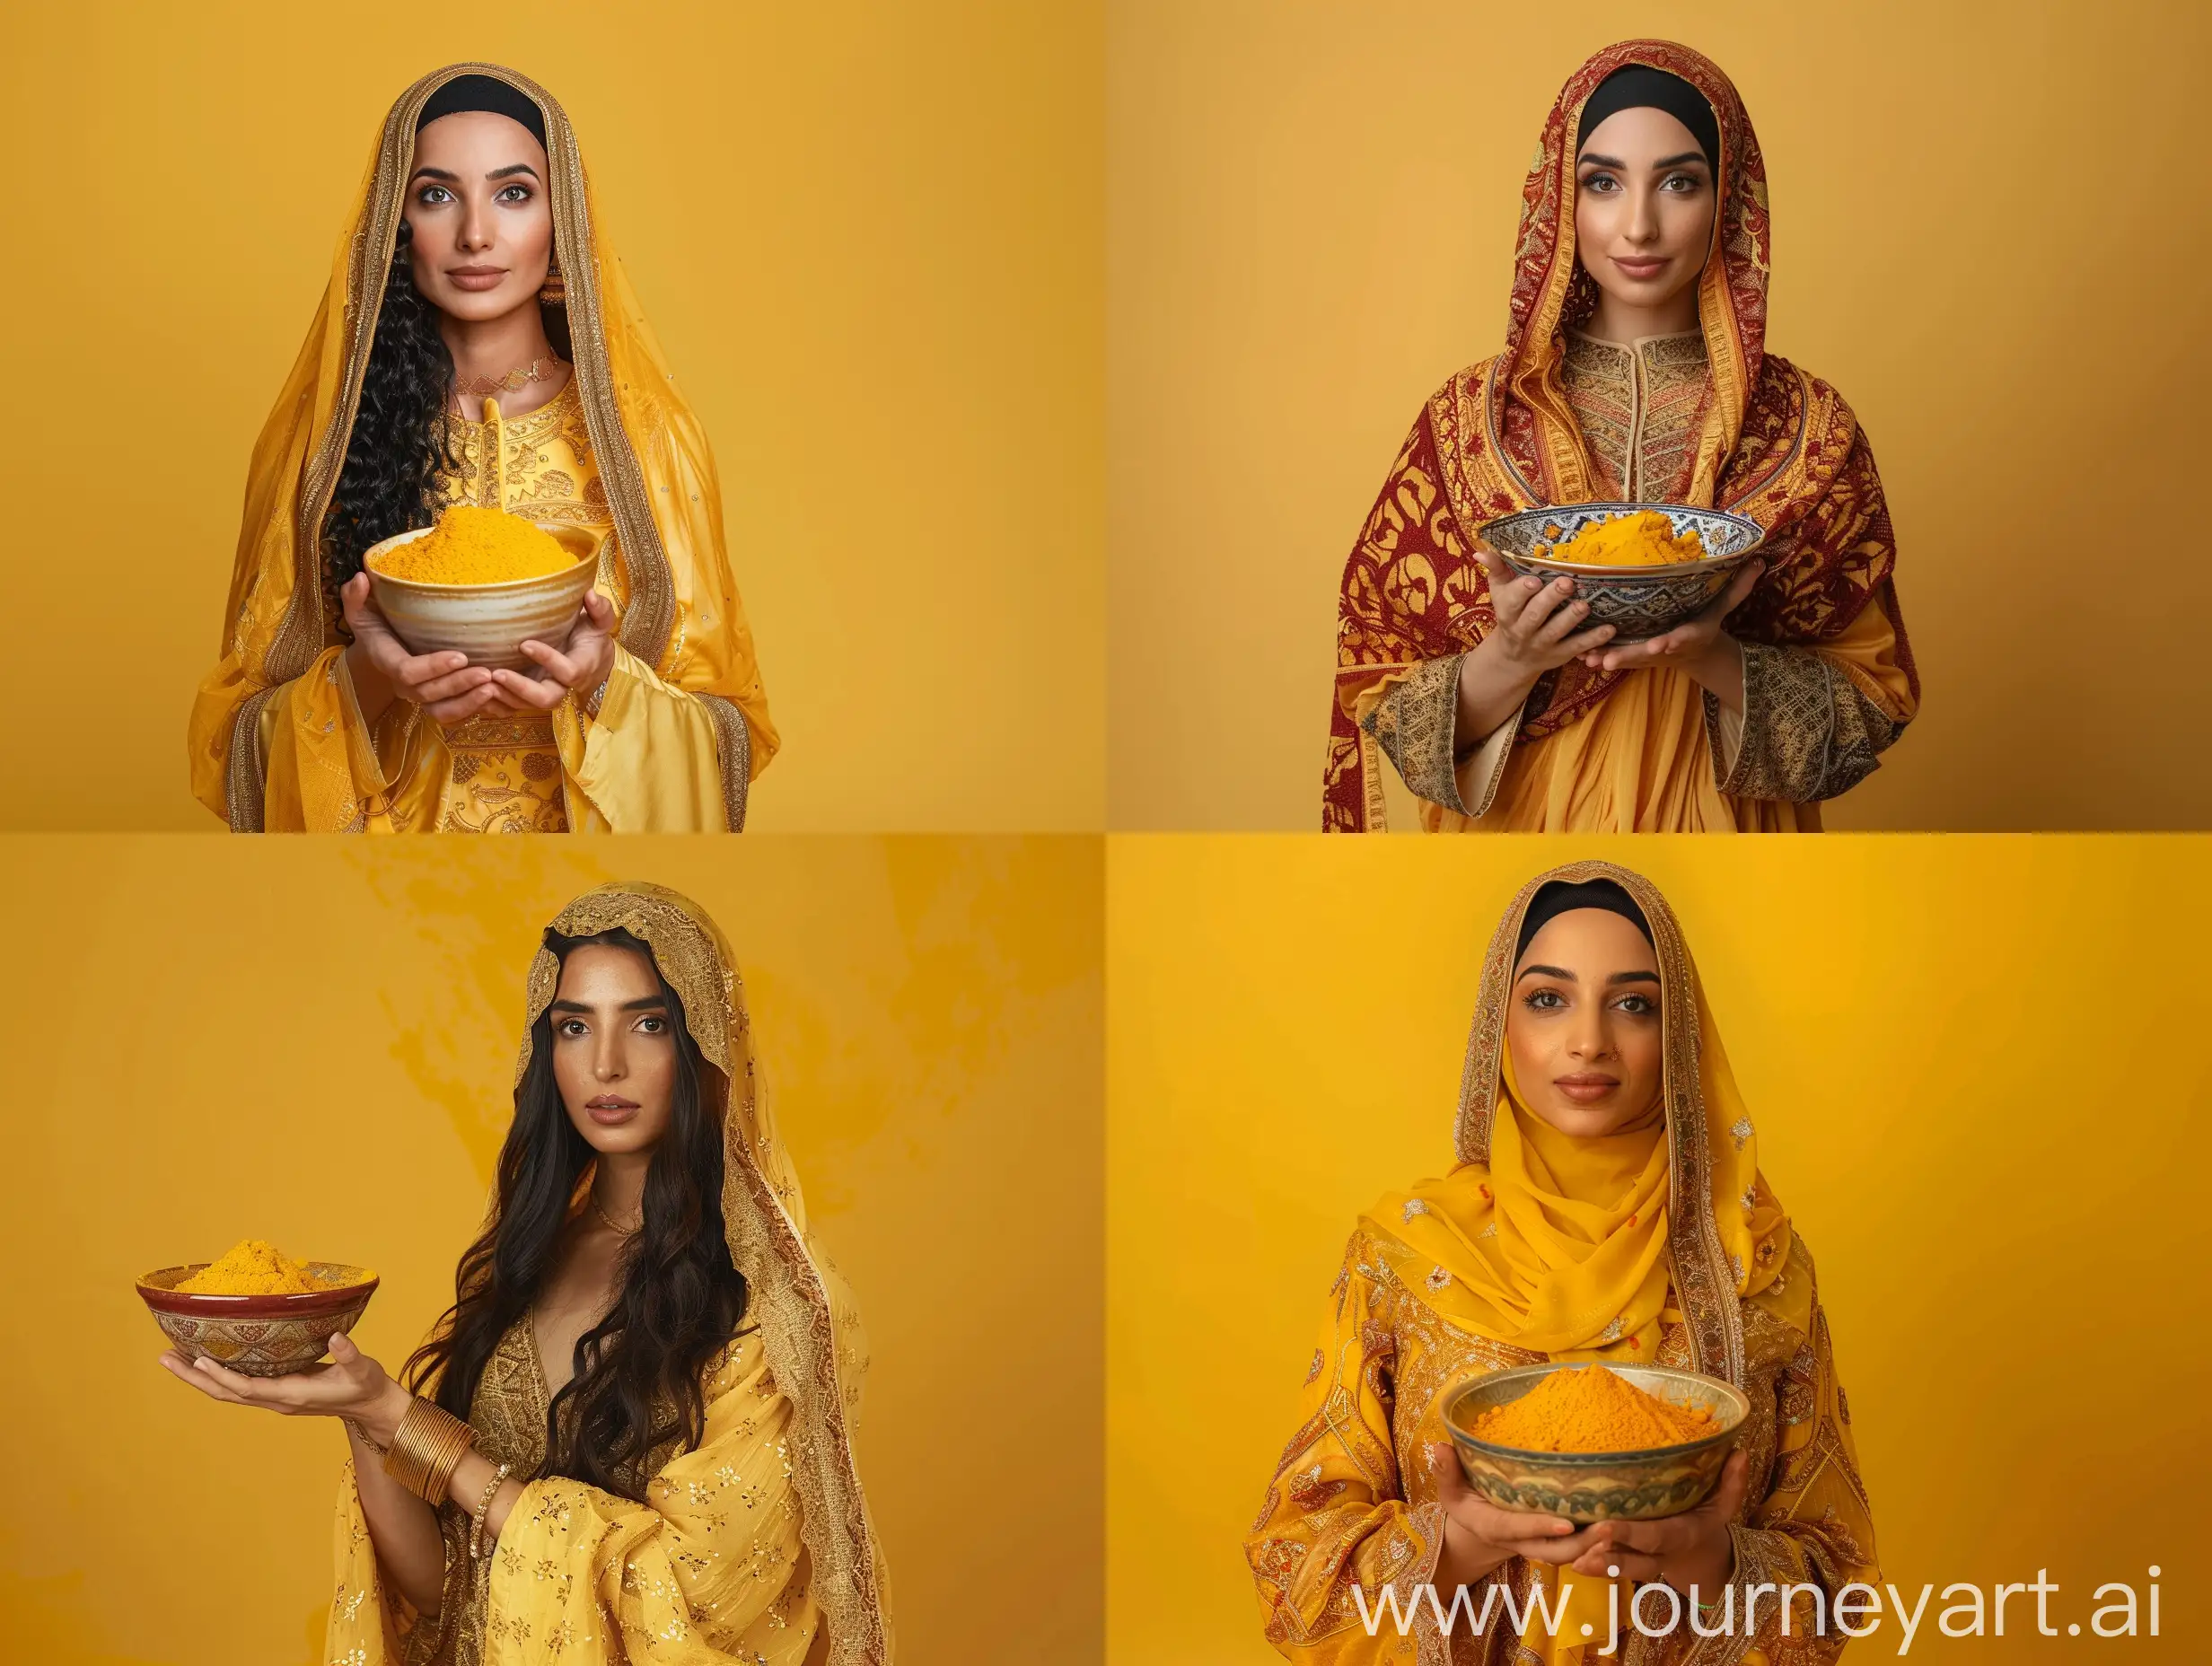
left=404, top=928, right=750, bottom=1499
left=321, top=221, right=456, bottom=607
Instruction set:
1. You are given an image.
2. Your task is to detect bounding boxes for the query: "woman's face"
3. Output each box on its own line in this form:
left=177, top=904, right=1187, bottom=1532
left=549, top=945, right=680, bottom=1158
left=402, top=110, right=555, bottom=324
left=1573, top=105, right=1716, bottom=321
left=1505, top=908, right=1666, bottom=1137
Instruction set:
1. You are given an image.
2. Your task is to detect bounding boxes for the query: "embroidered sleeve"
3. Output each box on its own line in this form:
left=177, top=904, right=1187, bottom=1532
left=1361, top=655, right=1469, bottom=815
left=1244, top=1242, right=1450, bottom=1662
left=1692, top=1303, right=1877, bottom=1666
left=1705, top=642, right=1905, bottom=803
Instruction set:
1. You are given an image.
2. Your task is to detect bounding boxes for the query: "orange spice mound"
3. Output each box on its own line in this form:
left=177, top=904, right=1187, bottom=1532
left=373, top=504, right=575, bottom=585
left=176, top=1240, right=360, bottom=1296
left=1469, top=1366, right=1718, bottom=1453
left=1536, top=509, right=1708, bottom=567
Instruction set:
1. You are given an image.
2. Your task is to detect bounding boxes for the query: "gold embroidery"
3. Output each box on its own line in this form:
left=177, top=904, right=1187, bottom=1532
left=1708, top=641, right=1905, bottom=803
left=1562, top=329, right=1710, bottom=503
left=1360, top=654, right=1468, bottom=814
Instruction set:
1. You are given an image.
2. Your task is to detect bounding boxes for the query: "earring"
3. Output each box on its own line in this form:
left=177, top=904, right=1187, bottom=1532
left=539, top=261, right=567, bottom=306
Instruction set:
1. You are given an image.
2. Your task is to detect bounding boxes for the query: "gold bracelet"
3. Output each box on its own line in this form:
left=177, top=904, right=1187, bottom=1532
left=469, top=1461, right=512, bottom=1560
left=382, top=1399, right=474, bottom=1504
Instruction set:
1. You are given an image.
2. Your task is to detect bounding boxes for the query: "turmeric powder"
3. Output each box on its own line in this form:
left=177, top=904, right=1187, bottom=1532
left=1536, top=510, right=1708, bottom=567
left=177, top=1239, right=347, bottom=1296
left=372, top=503, right=576, bottom=585
left=1468, top=1366, right=1717, bottom=1453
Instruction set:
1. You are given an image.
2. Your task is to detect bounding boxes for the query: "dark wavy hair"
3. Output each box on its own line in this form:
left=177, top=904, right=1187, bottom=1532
left=403, top=928, right=750, bottom=1500
left=320, top=221, right=456, bottom=607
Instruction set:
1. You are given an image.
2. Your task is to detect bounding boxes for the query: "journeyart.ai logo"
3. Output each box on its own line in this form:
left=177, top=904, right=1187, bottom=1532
left=1352, top=1569, right=2164, bottom=1653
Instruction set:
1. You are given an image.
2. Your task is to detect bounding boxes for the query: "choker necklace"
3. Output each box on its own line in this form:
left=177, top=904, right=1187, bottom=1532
left=590, top=1195, right=642, bottom=1237
left=452, top=353, right=566, bottom=399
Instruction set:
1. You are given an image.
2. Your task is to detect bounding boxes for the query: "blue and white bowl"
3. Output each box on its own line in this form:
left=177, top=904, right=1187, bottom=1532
left=1477, top=502, right=1765, bottom=644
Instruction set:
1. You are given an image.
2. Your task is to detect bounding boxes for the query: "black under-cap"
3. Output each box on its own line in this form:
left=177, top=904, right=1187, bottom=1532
left=416, top=73, right=548, bottom=148
left=1514, top=878, right=1655, bottom=962
left=1576, top=64, right=1720, bottom=175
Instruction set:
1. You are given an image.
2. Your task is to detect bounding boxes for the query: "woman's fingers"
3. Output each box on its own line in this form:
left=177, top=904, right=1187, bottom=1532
left=1561, top=622, right=1617, bottom=658
left=1708, top=558, right=1764, bottom=617
left=489, top=668, right=566, bottom=710
left=515, top=639, right=582, bottom=686
left=577, top=591, right=616, bottom=633
left=1508, top=576, right=1577, bottom=641
left=1701, top=1450, right=1751, bottom=1518
left=1531, top=592, right=1595, bottom=650
left=425, top=684, right=509, bottom=724
left=407, top=662, right=489, bottom=704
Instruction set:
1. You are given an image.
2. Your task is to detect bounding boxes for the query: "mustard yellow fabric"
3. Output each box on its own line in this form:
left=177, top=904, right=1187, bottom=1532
left=1247, top=862, right=1875, bottom=1663
left=329, top=1328, right=818, bottom=1666
left=188, top=62, right=776, bottom=834
left=324, top=882, right=889, bottom=1666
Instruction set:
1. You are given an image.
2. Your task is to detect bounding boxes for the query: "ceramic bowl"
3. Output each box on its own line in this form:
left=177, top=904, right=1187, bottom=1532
left=364, top=523, right=601, bottom=671
left=1477, top=502, right=1765, bottom=644
left=136, top=1262, right=379, bottom=1378
left=1444, top=1363, right=1751, bottom=1524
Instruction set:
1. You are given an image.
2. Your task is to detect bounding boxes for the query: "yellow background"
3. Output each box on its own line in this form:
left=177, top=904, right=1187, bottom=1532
left=1107, top=0, right=2212, bottom=830
left=1108, top=836, right=2210, bottom=1660
left=0, top=835, right=1101, bottom=1666
left=0, top=0, right=1102, bottom=831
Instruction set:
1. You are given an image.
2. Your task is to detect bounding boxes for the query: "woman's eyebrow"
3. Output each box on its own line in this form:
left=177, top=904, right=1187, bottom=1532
left=1653, top=152, right=1707, bottom=170
left=409, top=165, right=461, bottom=183
left=1576, top=152, right=1625, bottom=169
left=486, top=163, right=540, bottom=181
left=1515, top=963, right=1576, bottom=983
left=1606, top=970, right=1662, bottom=986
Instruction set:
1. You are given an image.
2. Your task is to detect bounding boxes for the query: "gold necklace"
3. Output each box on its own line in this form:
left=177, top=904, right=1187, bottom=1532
left=590, top=1193, right=642, bottom=1236
left=452, top=352, right=566, bottom=398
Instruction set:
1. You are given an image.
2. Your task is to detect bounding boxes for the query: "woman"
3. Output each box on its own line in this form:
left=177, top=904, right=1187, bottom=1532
left=1246, top=863, right=1874, bottom=1662
left=188, top=66, right=776, bottom=833
left=1325, top=41, right=1918, bottom=832
left=160, top=883, right=890, bottom=1665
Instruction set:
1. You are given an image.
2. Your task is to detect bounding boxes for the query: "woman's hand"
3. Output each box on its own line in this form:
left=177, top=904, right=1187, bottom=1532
left=1577, top=558, right=1764, bottom=712
left=159, top=1332, right=415, bottom=1450
left=487, top=591, right=618, bottom=714
left=339, top=572, right=505, bottom=725
left=1457, top=548, right=1620, bottom=742
left=1428, top=1442, right=1609, bottom=1588
left=1567, top=1449, right=1750, bottom=1599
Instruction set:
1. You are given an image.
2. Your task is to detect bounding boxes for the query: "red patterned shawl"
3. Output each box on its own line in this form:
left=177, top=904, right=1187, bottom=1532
left=1324, top=39, right=1917, bottom=831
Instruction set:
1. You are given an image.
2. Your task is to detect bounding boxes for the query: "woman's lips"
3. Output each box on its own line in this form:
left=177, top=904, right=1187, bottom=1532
left=446, top=266, right=509, bottom=292
left=585, top=1096, right=639, bottom=1127
left=1609, top=256, right=1669, bottom=281
left=1553, top=1074, right=1621, bottom=1103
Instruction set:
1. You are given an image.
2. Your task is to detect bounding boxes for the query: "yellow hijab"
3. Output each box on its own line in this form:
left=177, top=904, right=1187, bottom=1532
left=188, top=63, right=777, bottom=829
left=1365, top=861, right=1800, bottom=1377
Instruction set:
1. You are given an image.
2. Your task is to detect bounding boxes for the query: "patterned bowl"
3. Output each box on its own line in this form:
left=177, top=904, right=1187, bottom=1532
left=1444, top=1363, right=1750, bottom=1524
left=364, top=523, right=601, bottom=671
left=1477, top=503, right=1764, bottom=644
left=136, top=1262, right=379, bottom=1378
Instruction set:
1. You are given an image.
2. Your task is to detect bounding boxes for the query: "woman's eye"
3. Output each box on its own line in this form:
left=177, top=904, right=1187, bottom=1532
left=417, top=185, right=453, bottom=206
left=1616, top=995, right=1655, bottom=1014
left=1579, top=172, right=1618, bottom=193
left=1523, top=989, right=1565, bottom=1011
left=557, top=1019, right=586, bottom=1038
left=496, top=184, right=531, bottom=204
left=638, top=1015, right=667, bottom=1034
left=1662, top=173, right=1703, bottom=193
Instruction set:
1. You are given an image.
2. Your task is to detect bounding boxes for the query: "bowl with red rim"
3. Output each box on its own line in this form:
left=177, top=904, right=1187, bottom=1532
left=136, top=1262, right=378, bottom=1378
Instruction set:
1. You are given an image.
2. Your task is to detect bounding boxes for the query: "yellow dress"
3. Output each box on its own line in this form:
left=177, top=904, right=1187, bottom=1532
left=189, top=62, right=776, bottom=834
left=330, top=1322, right=820, bottom=1666
left=1246, top=861, right=1879, bottom=1662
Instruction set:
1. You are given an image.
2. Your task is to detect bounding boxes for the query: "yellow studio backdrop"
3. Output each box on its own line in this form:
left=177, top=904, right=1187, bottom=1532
left=1108, top=836, right=2211, bottom=1661
left=0, top=0, right=1102, bottom=832
left=1107, top=0, right=2212, bottom=830
left=0, top=835, right=1101, bottom=1666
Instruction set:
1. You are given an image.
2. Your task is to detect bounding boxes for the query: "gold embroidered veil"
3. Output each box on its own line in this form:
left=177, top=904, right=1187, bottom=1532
left=188, top=63, right=777, bottom=831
